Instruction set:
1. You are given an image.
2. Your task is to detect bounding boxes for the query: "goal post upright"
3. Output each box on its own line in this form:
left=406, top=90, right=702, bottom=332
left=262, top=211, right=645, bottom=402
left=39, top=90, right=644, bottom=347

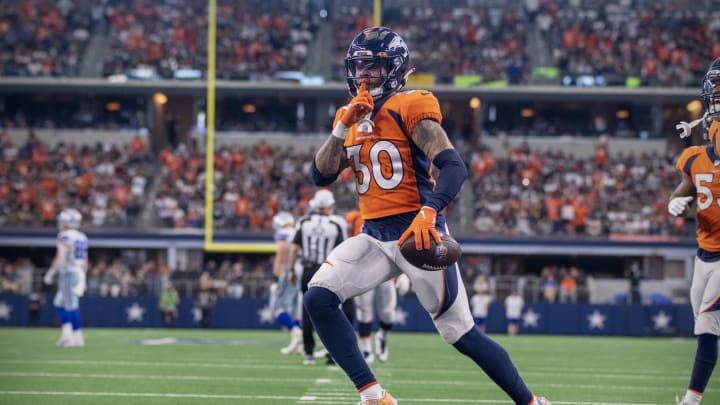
left=202, top=0, right=274, bottom=253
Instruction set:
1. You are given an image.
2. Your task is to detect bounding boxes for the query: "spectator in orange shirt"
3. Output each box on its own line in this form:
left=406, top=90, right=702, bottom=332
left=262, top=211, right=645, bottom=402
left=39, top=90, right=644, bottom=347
left=39, top=199, right=57, bottom=227
left=559, top=272, right=577, bottom=303
left=130, top=134, right=146, bottom=155
left=573, top=196, right=588, bottom=234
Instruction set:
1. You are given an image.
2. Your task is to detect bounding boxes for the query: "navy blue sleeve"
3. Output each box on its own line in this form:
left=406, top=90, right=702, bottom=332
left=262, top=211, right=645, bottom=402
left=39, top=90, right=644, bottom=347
left=423, top=148, right=468, bottom=212
left=310, top=158, right=341, bottom=186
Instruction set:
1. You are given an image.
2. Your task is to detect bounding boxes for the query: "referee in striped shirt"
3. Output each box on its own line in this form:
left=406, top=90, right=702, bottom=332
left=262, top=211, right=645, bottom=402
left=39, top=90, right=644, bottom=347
left=290, top=189, right=349, bottom=365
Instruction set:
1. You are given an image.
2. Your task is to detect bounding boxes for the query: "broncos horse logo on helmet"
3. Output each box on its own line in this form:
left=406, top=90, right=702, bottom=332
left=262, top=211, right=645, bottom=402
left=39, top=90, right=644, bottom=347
left=345, top=27, right=414, bottom=101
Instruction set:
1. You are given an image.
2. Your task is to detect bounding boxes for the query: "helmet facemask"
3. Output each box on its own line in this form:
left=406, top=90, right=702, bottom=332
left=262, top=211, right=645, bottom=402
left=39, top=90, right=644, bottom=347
left=346, top=55, right=407, bottom=100
left=702, top=70, right=720, bottom=121
left=702, top=69, right=720, bottom=142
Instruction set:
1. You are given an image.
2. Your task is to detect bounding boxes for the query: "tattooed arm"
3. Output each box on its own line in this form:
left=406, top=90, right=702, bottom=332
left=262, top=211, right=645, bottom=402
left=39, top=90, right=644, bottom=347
left=411, top=118, right=468, bottom=212
left=311, top=133, right=348, bottom=186
left=314, top=136, right=348, bottom=175
left=410, top=119, right=455, bottom=161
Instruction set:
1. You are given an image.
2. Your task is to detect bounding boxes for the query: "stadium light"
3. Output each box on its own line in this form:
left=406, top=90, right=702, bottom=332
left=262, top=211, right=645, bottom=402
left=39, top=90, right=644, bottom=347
left=153, top=92, right=168, bottom=105
left=686, top=100, right=702, bottom=115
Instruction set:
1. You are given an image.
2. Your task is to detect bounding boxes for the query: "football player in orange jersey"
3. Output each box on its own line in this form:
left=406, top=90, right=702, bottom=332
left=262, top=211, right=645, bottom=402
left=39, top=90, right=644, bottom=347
left=670, top=58, right=720, bottom=405
left=304, top=27, right=551, bottom=405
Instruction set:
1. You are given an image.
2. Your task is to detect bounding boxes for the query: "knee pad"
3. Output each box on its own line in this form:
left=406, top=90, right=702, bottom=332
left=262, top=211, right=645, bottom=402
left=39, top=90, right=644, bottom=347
left=433, top=300, right=475, bottom=343
left=356, top=306, right=374, bottom=323
left=378, top=308, right=394, bottom=324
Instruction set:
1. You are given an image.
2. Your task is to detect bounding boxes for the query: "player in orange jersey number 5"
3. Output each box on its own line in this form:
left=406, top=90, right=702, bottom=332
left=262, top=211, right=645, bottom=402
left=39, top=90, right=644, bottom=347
left=670, top=57, right=720, bottom=405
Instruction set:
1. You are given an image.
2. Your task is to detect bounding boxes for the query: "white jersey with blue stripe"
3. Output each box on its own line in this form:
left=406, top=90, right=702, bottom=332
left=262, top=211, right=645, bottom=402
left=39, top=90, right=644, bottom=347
left=274, top=227, right=295, bottom=244
left=57, top=229, right=88, bottom=273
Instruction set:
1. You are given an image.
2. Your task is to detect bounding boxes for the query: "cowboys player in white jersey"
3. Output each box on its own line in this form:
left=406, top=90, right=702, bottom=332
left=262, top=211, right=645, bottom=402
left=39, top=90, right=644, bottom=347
left=270, top=211, right=303, bottom=355
left=43, top=208, right=88, bottom=347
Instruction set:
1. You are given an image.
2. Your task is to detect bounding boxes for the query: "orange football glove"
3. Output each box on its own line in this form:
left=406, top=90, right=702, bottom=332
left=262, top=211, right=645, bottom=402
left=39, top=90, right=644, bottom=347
left=340, top=81, right=374, bottom=126
left=398, top=206, right=441, bottom=250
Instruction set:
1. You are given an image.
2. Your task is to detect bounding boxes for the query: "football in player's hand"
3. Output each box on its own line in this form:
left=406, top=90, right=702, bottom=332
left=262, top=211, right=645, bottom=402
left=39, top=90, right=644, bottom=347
left=399, top=233, right=462, bottom=271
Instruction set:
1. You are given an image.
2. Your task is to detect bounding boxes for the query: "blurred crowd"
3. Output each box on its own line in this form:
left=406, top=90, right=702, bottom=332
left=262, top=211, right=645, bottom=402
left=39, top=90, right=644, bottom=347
left=0, top=129, right=153, bottom=228
left=330, top=0, right=529, bottom=84
left=544, top=0, right=716, bottom=87
left=0, top=251, right=592, bottom=306
left=467, top=139, right=688, bottom=237
left=154, top=139, right=357, bottom=230
left=0, top=130, right=692, bottom=238
left=101, top=0, right=319, bottom=80
left=1, top=0, right=718, bottom=87
left=0, top=254, right=274, bottom=301
left=0, top=0, right=97, bottom=77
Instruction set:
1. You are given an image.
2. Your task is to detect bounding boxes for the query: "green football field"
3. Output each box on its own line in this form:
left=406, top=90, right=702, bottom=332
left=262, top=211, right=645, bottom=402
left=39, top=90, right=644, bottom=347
left=0, top=327, right=715, bottom=405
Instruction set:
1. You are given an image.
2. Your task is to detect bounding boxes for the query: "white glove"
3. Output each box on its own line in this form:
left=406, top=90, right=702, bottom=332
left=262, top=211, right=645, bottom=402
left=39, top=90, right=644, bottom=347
left=395, top=273, right=411, bottom=296
left=668, top=196, right=693, bottom=216
left=675, top=115, right=706, bottom=138
left=43, top=269, right=55, bottom=285
left=72, top=272, right=86, bottom=297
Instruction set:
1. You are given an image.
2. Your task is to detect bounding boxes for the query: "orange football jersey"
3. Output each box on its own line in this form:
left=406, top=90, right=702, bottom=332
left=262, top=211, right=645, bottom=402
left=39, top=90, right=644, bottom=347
left=676, top=130, right=720, bottom=251
left=333, top=90, right=442, bottom=220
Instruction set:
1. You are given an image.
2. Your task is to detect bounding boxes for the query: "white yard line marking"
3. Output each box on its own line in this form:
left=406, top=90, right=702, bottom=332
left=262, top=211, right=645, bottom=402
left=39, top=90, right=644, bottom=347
left=141, top=338, right=178, bottom=345
left=0, top=358, right=687, bottom=380
left=294, top=377, right=357, bottom=403
left=0, top=390, right=307, bottom=400
left=0, top=371, right=711, bottom=393
left=0, top=391, right=666, bottom=405
left=0, top=358, right=310, bottom=370
left=0, top=371, right=316, bottom=383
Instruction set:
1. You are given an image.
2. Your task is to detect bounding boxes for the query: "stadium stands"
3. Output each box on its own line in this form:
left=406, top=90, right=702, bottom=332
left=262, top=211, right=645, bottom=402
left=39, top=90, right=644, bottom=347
left=0, top=1, right=705, bottom=311
left=1, top=0, right=716, bottom=86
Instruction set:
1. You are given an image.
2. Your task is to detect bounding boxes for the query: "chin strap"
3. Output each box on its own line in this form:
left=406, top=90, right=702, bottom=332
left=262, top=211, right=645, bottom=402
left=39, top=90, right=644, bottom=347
left=676, top=112, right=709, bottom=138
left=365, top=67, right=417, bottom=101
left=369, top=86, right=384, bottom=99
left=401, top=67, right=416, bottom=85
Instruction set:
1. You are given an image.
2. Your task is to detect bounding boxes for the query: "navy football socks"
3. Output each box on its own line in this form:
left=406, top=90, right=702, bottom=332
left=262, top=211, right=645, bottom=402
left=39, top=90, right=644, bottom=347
left=689, top=334, right=718, bottom=394
left=453, top=327, right=533, bottom=405
left=358, top=321, right=372, bottom=337
left=304, top=287, right=376, bottom=389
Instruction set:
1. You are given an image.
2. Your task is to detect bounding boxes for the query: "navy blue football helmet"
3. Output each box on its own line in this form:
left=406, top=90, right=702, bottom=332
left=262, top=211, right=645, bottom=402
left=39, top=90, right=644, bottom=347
left=701, top=57, right=720, bottom=139
left=702, top=58, right=720, bottom=119
left=345, top=27, right=413, bottom=100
